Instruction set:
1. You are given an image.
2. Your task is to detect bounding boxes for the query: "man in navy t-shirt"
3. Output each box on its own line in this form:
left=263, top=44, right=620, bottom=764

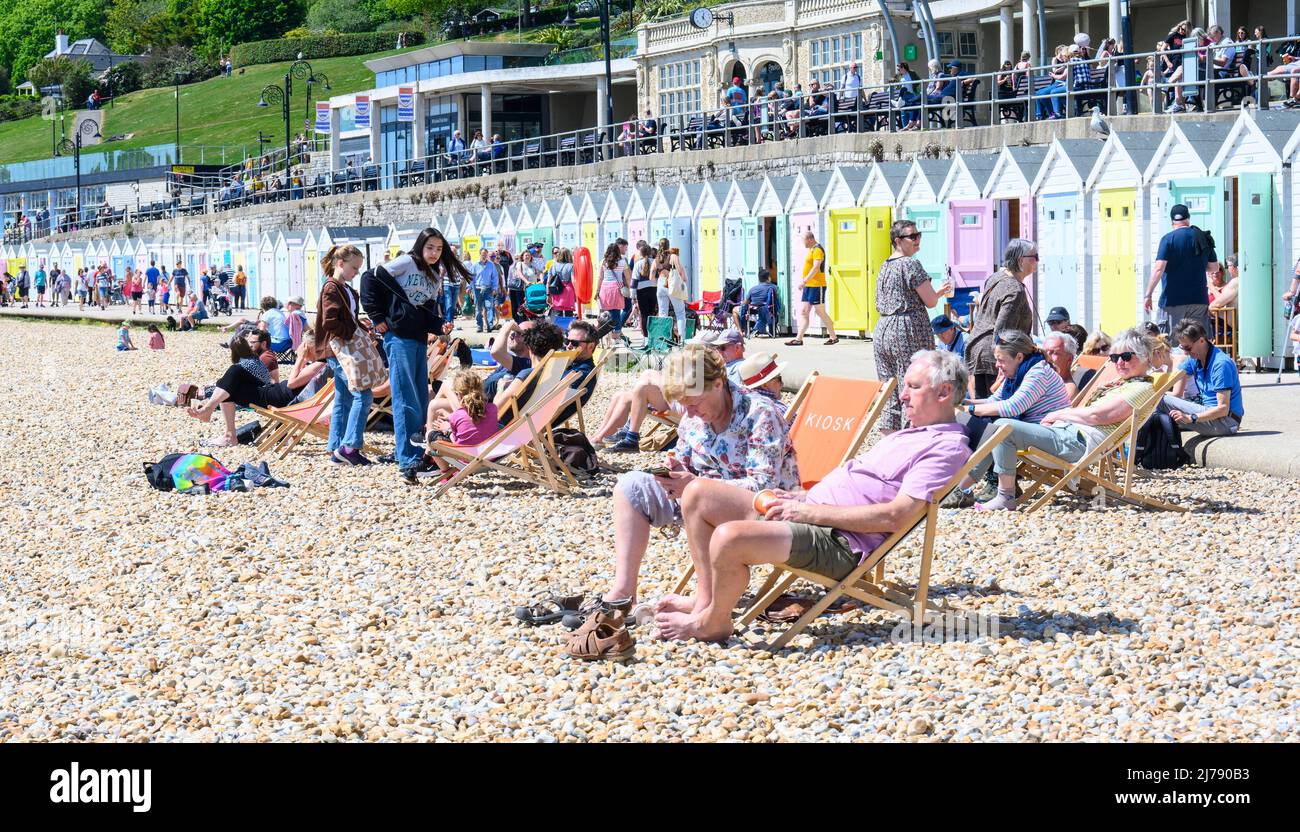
left=145, top=261, right=161, bottom=291
left=1161, top=319, right=1243, bottom=436
left=1143, top=203, right=1218, bottom=335
left=736, top=269, right=778, bottom=336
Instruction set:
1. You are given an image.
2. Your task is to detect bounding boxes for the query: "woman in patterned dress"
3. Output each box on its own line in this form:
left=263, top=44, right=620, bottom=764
left=965, top=238, right=1036, bottom=399
left=873, top=220, right=951, bottom=432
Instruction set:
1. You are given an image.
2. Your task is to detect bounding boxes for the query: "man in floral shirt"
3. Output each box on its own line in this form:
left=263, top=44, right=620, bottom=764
left=561, top=346, right=798, bottom=630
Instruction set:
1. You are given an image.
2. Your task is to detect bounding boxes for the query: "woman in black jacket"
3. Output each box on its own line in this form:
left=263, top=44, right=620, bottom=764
left=361, top=227, right=471, bottom=482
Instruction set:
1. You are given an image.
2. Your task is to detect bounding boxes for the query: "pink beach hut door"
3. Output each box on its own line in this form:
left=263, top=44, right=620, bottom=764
left=946, top=200, right=995, bottom=290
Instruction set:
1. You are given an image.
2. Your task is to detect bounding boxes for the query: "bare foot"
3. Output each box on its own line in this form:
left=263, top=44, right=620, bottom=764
left=186, top=406, right=212, bottom=422
left=655, top=594, right=694, bottom=615
left=652, top=610, right=730, bottom=643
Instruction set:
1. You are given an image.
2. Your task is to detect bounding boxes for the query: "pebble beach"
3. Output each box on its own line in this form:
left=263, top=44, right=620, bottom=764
left=0, top=318, right=1296, bottom=742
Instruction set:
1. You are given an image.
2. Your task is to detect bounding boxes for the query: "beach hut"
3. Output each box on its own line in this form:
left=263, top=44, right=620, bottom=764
left=579, top=191, right=603, bottom=256
left=721, top=179, right=762, bottom=293
left=625, top=187, right=654, bottom=247
left=302, top=228, right=321, bottom=310
left=750, top=175, right=797, bottom=330
left=317, top=226, right=389, bottom=272
left=782, top=170, right=833, bottom=335
left=983, top=145, right=1049, bottom=255
left=1084, top=131, right=1165, bottom=335
left=896, top=159, right=954, bottom=308
left=513, top=202, right=537, bottom=249
left=1142, top=121, right=1234, bottom=283
left=646, top=185, right=677, bottom=248
left=271, top=232, right=291, bottom=300
left=0, top=243, right=10, bottom=276
left=273, top=231, right=308, bottom=300
left=937, top=152, right=1001, bottom=294
left=109, top=239, right=128, bottom=279
left=693, top=181, right=729, bottom=295
left=858, top=161, right=918, bottom=321
left=458, top=213, right=482, bottom=261
left=256, top=233, right=276, bottom=300
left=386, top=223, right=424, bottom=260
left=666, top=184, right=702, bottom=296
left=532, top=200, right=559, bottom=254
left=1030, top=139, right=1104, bottom=330
left=478, top=209, right=501, bottom=253
left=1213, top=110, right=1300, bottom=360
left=498, top=205, right=518, bottom=254
left=600, top=190, right=629, bottom=254
left=820, top=166, right=875, bottom=333
left=555, top=195, right=581, bottom=251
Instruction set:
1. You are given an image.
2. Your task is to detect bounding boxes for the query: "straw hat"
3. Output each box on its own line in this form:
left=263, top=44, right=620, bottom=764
left=736, top=352, right=786, bottom=390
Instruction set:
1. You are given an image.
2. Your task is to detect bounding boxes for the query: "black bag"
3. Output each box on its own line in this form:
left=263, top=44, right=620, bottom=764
left=546, top=267, right=564, bottom=296
left=236, top=421, right=263, bottom=445
left=550, top=428, right=598, bottom=474
left=1135, top=412, right=1191, bottom=470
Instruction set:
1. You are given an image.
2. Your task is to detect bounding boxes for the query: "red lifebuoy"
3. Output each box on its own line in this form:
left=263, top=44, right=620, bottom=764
left=573, top=246, right=594, bottom=309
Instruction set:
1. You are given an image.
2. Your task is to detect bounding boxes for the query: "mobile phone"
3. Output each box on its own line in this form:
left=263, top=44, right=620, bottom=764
left=645, top=466, right=671, bottom=477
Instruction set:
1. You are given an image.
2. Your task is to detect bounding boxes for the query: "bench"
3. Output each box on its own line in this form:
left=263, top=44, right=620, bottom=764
left=399, top=159, right=426, bottom=188
left=579, top=131, right=601, bottom=164
left=833, top=91, right=863, bottom=133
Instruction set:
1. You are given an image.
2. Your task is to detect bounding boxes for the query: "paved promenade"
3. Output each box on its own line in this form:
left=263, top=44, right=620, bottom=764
left=4, top=303, right=1296, bottom=479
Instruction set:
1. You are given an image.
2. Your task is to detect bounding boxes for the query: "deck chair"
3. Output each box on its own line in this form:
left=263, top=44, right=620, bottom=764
left=251, top=380, right=359, bottom=460
left=496, top=348, right=577, bottom=425
left=1016, top=371, right=1186, bottom=513
left=560, top=346, right=612, bottom=433
left=427, top=375, right=585, bottom=497
left=365, top=381, right=393, bottom=428
left=638, top=407, right=682, bottom=452
left=732, top=424, right=1015, bottom=650
left=1069, top=354, right=1112, bottom=406
left=670, top=374, right=895, bottom=595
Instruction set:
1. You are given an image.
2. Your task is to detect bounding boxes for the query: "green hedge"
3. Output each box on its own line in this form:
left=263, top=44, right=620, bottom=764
left=230, top=31, right=425, bottom=68
left=0, top=94, right=40, bottom=123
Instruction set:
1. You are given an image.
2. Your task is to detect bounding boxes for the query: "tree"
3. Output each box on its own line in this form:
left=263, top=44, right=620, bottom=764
left=0, top=0, right=108, bottom=85
left=306, top=0, right=376, bottom=33
left=193, top=0, right=307, bottom=54
left=383, top=0, right=472, bottom=44
left=24, top=55, right=96, bottom=103
left=0, top=66, right=10, bottom=96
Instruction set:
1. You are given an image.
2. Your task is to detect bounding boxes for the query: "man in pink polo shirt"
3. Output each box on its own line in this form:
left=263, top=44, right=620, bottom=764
left=654, top=349, right=973, bottom=643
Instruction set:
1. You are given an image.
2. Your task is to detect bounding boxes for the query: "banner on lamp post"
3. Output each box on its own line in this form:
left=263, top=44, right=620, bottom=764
left=315, top=102, right=331, bottom=133
left=397, top=87, right=415, bottom=122
left=354, top=95, right=371, bottom=129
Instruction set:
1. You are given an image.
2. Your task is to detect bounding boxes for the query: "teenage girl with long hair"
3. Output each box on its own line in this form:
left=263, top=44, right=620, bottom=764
left=597, top=243, right=631, bottom=343
left=361, top=227, right=472, bottom=483
left=315, top=243, right=374, bottom=465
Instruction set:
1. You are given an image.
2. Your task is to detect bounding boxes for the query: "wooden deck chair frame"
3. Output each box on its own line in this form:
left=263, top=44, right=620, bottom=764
left=639, top=408, right=681, bottom=452
left=732, top=424, right=1014, bottom=651
left=252, top=380, right=336, bottom=458
left=428, top=377, right=584, bottom=497
left=496, top=348, right=578, bottom=425
left=1016, top=371, right=1186, bottom=513
left=669, top=373, right=895, bottom=596
left=1069, top=354, right=1113, bottom=406
left=561, top=346, right=612, bottom=434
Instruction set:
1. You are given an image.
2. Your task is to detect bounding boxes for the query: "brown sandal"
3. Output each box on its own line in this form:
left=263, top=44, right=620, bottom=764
left=566, top=609, right=635, bottom=661
left=176, top=383, right=199, bottom=408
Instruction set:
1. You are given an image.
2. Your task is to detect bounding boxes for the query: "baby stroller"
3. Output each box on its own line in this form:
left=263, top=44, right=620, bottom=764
left=208, top=282, right=234, bottom=316
left=715, top=278, right=744, bottom=328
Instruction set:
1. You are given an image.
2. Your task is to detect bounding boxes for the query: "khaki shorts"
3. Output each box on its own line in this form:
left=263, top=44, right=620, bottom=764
left=786, top=523, right=860, bottom=581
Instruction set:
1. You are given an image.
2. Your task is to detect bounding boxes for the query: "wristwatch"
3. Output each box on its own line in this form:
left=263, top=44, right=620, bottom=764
left=1190, top=413, right=1198, bottom=424
left=967, top=404, right=976, bottom=416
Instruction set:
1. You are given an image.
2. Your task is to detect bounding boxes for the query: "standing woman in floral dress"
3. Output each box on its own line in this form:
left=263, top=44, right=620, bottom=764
left=873, top=219, right=951, bottom=432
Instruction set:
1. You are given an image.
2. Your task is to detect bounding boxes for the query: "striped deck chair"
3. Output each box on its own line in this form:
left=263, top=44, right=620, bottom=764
left=427, top=375, right=585, bottom=497
left=560, top=346, right=613, bottom=434
left=1016, top=371, right=1186, bottom=513
left=670, top=373, right=895, bottom=595
left=496, top=348, right=577, bottom=426
left=735, top=424, right=1014, bottom=650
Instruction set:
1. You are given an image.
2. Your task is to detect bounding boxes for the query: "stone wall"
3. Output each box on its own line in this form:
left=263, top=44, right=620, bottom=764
left=44, top=111, right=1235, bottom=246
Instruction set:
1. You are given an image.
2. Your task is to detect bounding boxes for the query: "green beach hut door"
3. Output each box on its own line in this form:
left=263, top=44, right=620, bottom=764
left=1236, top=173, right=1273, bottom=357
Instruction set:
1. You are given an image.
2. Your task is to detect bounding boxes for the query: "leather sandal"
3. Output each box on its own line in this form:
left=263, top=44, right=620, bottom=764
left=823, top=337, right=840, bottom=346
left=514, top=592, right=585, bottom=626
left=566, top=609, right=635, bottom=661
left=784, top=338, right=803, bottom=346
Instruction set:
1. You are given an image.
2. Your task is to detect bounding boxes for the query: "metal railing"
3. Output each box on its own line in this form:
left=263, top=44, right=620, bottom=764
left=28, top=35, right=1300, bottom=234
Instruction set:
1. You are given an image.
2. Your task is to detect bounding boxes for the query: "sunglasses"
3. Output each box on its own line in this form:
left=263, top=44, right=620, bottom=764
left=1107, top=351, right=1137, bottom=363
left=565, top=338, right=590, bottom=347
left=898, top=232, right=923, bottom=241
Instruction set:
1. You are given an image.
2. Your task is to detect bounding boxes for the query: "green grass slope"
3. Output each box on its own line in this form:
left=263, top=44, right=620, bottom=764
left=0, top=49, right=406, bottom=168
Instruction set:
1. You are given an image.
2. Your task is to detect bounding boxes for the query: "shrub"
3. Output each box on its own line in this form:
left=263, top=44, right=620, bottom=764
left=0, top=94, right=40, bottom=123
left=102, top=61, right=144, bottom=97
left=141, top=46, right=220, bottom=89
left=229, top=30, right=425, bottom=67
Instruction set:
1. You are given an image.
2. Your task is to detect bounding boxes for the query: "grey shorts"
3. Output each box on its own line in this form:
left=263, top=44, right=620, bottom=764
left=1158, top=303, right=1209, bottom=335
left=786, top=523, right=860, bottom=581
left=617, top=471, right=681, bottom=528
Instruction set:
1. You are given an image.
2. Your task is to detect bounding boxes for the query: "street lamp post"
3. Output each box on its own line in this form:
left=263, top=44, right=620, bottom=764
left=56, top=119, right=102, bottom=229
left=599, top=0, right=613, bottom=146
left=258, top=60, right=322, bottom=174
left=174, top=72, right=182, bottom=163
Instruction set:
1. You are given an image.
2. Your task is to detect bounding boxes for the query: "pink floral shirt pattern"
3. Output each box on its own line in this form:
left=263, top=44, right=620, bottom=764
left=676, top=383, right=799, bottom=492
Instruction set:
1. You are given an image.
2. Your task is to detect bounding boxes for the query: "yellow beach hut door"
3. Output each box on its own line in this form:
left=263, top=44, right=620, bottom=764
left=866, top=206, right=892, bottom=331
left=827, top=208, right=869, bottom=331
left=1099, top=188, right=1136, bottom=335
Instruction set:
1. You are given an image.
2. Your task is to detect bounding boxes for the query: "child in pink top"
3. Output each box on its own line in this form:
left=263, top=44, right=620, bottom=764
left=147, top=324, right=165, bottom=350
left=422, top=371, right=499, bottom=480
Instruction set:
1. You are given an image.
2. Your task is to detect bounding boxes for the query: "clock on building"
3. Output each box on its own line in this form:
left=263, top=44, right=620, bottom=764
left=689, top=7, right=715, bottom=29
